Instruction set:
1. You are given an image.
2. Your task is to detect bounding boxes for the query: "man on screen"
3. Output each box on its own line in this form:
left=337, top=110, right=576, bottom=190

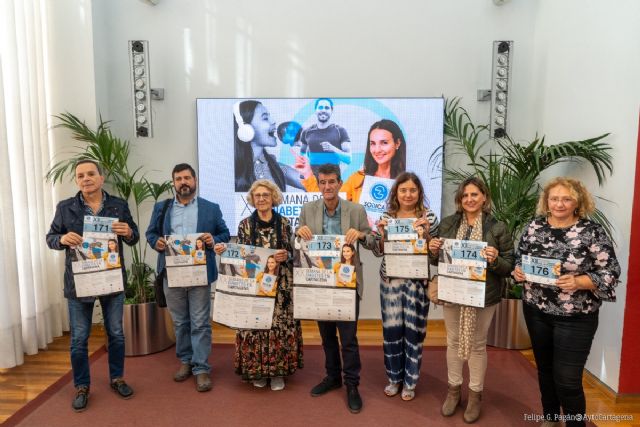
left=146, top=163, right=230, bottom=392
left=299, top=98, right=351, bottom=177
left=46, top=160, right=139, bottom=412
left=295, top=163, right=376, bottom=414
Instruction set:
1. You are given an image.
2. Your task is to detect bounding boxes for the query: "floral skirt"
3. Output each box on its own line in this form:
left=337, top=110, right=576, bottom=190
left=234, top=289, right=303, bottom=379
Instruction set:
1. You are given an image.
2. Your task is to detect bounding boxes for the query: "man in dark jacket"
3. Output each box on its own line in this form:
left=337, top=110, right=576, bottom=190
left=146, top=163, right=230, bottom=392
left=46, top=160, right=139, bottom=412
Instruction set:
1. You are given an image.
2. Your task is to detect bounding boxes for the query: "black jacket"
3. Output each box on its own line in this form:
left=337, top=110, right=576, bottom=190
left=46, top=191, right=139, bottom=299
left=429, top=212, right=514, bottom=306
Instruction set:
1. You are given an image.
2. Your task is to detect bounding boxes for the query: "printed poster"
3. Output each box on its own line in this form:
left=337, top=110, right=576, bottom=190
left=521, top=254, right=561, bottom=285
left=293, top=235, right=357, bottom=321
left=359, top=175, right=396, bottom=225
left=165, top=234, right=208, bottom=287
left=212, top=243, right=279, bottom=330
left=437, top=239, right=487, bottom=308
left=71, top=216, right=124, bottom=297
left=383, top=218, right=429, bottom=279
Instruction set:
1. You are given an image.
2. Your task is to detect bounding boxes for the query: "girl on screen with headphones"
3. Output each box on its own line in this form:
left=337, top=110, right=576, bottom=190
left=234, top=100, right=306, bottom=192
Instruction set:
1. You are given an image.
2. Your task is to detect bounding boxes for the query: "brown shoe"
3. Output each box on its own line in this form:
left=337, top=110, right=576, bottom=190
left=441, top=383, right=461, bottom=417
left=196, top=373, right=212, bottom=392
left=463, top=389, right=482, bottom=423
left=174, top=363, right=192, bottom=382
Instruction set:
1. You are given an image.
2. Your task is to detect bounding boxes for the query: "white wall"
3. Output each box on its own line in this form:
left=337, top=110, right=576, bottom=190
left=45, top=0, right=639, bottom=391
left=45, top=0, right=101, bottom=325
left=524, top=0, right=640, bottom=392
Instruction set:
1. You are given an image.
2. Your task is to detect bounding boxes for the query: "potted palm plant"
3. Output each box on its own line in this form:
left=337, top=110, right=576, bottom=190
left=47, top=113, right=175, bottom=355
left=438, top=98, right=613, bottom=349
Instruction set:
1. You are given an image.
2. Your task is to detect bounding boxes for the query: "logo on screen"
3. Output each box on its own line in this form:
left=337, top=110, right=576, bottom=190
left=370, top=183, right=389, bottom=201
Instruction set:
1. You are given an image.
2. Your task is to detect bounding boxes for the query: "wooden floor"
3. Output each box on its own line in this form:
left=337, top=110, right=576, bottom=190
left=1, top=320, right=638, bottom=426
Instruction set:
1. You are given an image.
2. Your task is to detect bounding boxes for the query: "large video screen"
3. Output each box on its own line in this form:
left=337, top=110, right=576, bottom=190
left=197, top=97, right=444, bottom=234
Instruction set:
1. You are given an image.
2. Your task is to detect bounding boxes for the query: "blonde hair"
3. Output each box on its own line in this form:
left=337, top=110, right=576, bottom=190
left=536, top=177, right=595, bottom=218
left=246, top=179, right=284, bottom=207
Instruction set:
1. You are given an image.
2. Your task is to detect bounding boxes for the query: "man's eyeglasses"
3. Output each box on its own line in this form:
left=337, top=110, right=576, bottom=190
left=316, top=106, right=331, bottom=111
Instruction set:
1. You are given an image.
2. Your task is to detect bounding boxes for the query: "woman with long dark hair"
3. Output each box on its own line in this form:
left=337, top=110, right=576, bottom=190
left=372, top=172, right=438, bottom=401
left=296, top=119, right=407, bottom=203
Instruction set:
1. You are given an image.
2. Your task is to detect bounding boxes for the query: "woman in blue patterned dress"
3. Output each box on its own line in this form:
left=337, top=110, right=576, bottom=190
left=372, top=172, right=439, bottom=401
left=514, top=177, right=620, bottom=427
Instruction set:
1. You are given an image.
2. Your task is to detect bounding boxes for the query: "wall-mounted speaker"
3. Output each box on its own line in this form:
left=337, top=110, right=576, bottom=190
left=128, top=40, right=152, bottom=138
left=490, top=40, right=513, bottom=138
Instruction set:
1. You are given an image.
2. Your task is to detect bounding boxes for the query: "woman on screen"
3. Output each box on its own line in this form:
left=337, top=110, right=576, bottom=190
left=513, top=177, right=619, bottom=427
left=427, top=177, right=513, bottom=423
left=234, top=100, right=306, bottom=192
left=372, top=172, right=438, bottom=401
left=214, top=179, right=303, bottom=391
left=295, top=119, right=407, bottom=203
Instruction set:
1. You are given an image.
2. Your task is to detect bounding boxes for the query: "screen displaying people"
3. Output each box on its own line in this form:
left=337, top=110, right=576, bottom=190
left=197, top=97, right=444, bottom=234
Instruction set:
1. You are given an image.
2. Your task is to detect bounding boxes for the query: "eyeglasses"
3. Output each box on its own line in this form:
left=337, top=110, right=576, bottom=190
left=548, top=197, right=575, bottom=205
left=316, top=106, right=331, bottom=110
left=253, top=193, right=271, bottom=200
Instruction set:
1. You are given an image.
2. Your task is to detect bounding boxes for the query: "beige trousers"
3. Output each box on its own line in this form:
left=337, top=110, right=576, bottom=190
left=443, top=303, right=498, bottom=392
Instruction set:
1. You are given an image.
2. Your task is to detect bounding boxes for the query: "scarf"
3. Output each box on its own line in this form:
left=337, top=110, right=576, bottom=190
left=249, top=209, right=284, bottom=249
left=455, top=213, right=483, bottom=361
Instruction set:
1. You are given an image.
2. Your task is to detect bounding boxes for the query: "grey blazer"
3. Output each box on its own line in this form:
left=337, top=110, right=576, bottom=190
left=295, top=198, right=376, bottom=298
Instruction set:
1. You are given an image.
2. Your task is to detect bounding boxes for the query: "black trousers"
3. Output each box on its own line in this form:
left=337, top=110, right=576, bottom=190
left=523, top=303, right=599, bottom=427
left=317, top=298, right=361, bottom=386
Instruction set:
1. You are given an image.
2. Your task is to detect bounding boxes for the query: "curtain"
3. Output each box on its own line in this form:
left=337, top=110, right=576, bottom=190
left=0, top=0, right=66, bottom=368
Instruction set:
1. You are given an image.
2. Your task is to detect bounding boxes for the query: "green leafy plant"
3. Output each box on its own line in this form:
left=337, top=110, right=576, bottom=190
left=47, top=113, right=173, bottom=304
left=437, top=98, right=614, bottom=298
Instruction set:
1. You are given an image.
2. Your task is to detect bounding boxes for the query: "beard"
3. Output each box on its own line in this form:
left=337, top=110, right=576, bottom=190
left=177, top=184, right=196, bottom=197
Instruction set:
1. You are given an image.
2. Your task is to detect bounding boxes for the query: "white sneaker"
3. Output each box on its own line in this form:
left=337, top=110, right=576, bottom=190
left=270, top=377, right=285, bottom=391
left=252, top=378, right=268, bottom=388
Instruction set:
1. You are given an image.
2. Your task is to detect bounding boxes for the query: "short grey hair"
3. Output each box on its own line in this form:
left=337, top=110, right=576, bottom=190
left=246, top=179, right=284, bottom=207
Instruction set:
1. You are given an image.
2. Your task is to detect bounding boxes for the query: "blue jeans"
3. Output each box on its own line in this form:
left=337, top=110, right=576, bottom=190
left=164, top=279, right=212, bottom=374
left=67, top=293, right=125, bottom=387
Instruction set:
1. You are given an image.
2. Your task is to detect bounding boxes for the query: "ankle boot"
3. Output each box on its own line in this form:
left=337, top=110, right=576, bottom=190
left=463, top=389, right=482, bottom=423
left=441, top=384, right=461, bottom=416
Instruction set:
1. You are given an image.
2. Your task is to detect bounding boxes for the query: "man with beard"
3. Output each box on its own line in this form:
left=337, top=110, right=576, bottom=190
left=299, top=98, right=351, bottom=178
left=146, top=163, right=229, bottom=392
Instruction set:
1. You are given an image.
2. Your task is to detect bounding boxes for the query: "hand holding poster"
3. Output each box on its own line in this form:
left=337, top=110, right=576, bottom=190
left=383, top=218, right=430, bottom=279
left=212, top=243, right=279, bottom=330
left=71, top=216, right=124, bottom=297
left=164, top=234, right=208, bottom=287
left=437, top=239, right=487, bottom=308
left=521, top=254, right=561, bottom=285
left=293, top=235, right=357, bottom=321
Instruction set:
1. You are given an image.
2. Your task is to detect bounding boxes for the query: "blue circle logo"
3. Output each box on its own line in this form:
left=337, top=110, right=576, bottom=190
left=370, top=183, right=389, bottom=201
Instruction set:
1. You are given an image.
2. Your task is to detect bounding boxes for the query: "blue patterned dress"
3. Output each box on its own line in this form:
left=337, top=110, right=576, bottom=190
left=373, top=209, right=439, bottom=389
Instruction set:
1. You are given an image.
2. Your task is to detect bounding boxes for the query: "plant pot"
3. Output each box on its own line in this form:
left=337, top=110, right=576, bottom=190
left=486, top=299, right=531, bottom=349
left=123, top=302, right=175, bottom=356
